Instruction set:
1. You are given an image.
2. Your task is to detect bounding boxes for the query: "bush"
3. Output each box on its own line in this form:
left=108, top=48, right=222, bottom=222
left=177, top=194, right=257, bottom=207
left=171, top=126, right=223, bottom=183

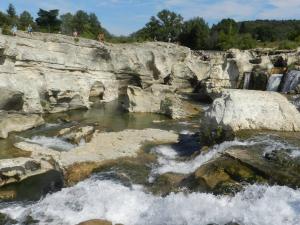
left=278, top=40, right=298, bottom=50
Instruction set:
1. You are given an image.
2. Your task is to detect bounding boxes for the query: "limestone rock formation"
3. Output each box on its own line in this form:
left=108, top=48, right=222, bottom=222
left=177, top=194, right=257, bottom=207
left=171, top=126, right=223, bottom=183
left=205, top=89, right=300, bottom=131
left=1, top=32, right=298, bottom=114
left=58, top=125, right=95, bottom=144
left=0, top=157, right=55, bottom=187
left=0, top=112, right=44, bottom=138
left=12, top=129, right=178, bottom=185
left=0, top=32, right=206, bottom=113
left=126, top=85, right=201, bottom=119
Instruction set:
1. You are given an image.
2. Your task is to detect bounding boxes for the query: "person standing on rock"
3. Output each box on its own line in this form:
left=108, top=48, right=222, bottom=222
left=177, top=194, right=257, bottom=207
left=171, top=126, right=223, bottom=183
left=98, top=33, right=105, bottom=42
left=11, top=25, right=17, bottom=36
left=27, top=24, right=33, bottom=36
left=73, top=30, right=78, bottom=38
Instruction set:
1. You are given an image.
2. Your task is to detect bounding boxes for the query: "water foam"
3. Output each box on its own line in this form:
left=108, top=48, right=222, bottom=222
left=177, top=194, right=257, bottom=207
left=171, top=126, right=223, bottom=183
left=151, top=134, right=300, bottom=175
left=2, top=178, right=300, bottom=225
left=151, top=139, right=256, bottom=175
left=24, top=136, right=77, bottom=151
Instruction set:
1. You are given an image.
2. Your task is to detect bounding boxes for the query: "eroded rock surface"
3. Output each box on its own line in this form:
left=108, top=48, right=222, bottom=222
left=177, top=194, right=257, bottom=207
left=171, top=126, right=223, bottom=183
left=0, top=32, right=207, bottom=113
left=126, top=85, right=201, bottom=119
left=0, top=112, right=44, bottom=138
left=0, top=157, right=55, bottom=187
left=205, top=89, right=300, bottom=132
left=14, top=129, right=178, bottom=185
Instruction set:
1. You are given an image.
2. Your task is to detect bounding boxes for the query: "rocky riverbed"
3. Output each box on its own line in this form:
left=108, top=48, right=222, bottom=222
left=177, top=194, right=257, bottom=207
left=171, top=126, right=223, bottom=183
left=0, top=32, right=299, bottom=225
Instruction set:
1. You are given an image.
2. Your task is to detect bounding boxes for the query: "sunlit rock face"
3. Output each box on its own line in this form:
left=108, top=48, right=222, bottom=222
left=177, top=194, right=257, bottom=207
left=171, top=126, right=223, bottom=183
left=0, top=32, right=207, bottom=113
left=205, top=89, right=300, bottom=132
left=0, top=32, right=299, bottom=114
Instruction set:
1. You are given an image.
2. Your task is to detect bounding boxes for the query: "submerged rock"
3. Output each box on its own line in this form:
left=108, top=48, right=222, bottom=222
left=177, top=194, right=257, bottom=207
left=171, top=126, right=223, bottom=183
left=205, top=89, right=300, bottom=132
left=77, top=219, right=113, bottom=225
left=0, top=112, right=44, bottom=138
left=15, top=129, right=179, bottom=185
left=58, top=125, right=95, bottom=144
left=225, top=148, right=300, bottom=188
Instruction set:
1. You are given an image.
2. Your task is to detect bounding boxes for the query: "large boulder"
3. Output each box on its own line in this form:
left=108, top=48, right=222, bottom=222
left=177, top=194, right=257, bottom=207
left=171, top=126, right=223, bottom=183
left=205, top=89, right=300, bottom=132
left=126, top=85, right=201, bottom=119
left=0, top=112, right=44, bottom=138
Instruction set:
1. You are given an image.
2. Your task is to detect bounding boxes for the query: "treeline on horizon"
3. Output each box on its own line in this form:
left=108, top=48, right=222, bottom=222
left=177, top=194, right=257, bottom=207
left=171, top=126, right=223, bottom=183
left=1, top=3, right=300, bottom=50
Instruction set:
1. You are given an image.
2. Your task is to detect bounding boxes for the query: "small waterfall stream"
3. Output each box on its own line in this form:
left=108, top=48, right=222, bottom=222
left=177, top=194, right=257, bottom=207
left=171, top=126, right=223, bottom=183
left=266, top=74, right=283, bottom=92
left=243, top=72, right=251, bottom=89
left=281, top=70, right=300, bottom=93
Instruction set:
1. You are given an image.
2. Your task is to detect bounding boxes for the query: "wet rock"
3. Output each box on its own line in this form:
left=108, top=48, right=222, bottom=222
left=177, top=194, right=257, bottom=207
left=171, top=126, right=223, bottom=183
left=0, top=170, right=63, bottom=201
left=150, top=172, right=186, bottom=195
left=205, top=89, right=300, bottom=132
left=0, top=157, right=55, bottom=187
left=58, top=125, right=95, bottom=144
left=15, top=129, right=179, bottom=185
left=77, top=219, right=112, bottom=225
left=0, top=212, right=17, bottom=225
left=0, top=112, right=44, bottom=138
left=186, top=156, right=265, bottom=195
left=200, top=126, right=235, bottom=146
left=225, top=148, right=300, bottom=188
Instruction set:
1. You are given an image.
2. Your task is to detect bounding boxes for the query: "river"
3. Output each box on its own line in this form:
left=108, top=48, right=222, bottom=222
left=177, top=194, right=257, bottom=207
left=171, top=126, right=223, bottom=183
left=0, top=101, right=299, bottom=225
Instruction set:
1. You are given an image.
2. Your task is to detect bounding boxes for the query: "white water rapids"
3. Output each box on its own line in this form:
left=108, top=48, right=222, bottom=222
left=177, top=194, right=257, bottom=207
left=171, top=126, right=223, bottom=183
left=2, top=179, right=300, bottom=225
left=1, top=133, right=300, bottom=225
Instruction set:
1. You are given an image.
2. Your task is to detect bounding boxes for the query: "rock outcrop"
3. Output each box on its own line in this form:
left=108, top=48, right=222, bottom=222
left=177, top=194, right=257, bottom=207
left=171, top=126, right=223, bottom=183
left=126, top=85, right=201, bottom=119
left=205, top=89, right=300, bottom=132
left=1, top=32, right=299, bottom=114
left=0, top=32, right=207, bottom=114
left=0, top=112, right=44, bottom=138
left=0, top=157, right=55, bottom=187
left=13, top=129, right=178, bottom=185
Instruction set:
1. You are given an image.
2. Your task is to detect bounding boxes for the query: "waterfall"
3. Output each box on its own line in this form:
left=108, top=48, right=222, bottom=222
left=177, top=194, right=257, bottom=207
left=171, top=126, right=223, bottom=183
left=281, top=70, right=300, bottom=93
left=266, top=74, right=283, bottom=92
left=243, top=72, right=251, bottom=89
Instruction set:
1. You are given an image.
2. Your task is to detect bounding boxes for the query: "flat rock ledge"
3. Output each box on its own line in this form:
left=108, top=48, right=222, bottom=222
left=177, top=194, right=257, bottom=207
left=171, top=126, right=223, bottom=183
left=11, top=129, right=178, bottom=185
left=0, top=112, right=44, bottom=139
left=204, top=89, right=300, bottom=132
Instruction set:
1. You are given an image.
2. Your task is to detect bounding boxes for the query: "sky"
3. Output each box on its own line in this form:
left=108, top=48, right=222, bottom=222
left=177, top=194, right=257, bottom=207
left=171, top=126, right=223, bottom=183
left=0, top=0, right=300, bottom=35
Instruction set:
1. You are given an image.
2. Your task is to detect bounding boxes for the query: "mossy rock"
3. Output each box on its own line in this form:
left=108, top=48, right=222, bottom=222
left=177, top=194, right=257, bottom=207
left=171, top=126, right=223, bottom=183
left=149, top=172, right=186, bottom=195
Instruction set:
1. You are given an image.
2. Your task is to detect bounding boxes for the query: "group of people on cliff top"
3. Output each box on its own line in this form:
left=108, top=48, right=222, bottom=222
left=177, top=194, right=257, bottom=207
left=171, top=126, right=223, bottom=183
left=9, top=24, right=32, bottom=36
left=5, top=24, right=105, bottom=43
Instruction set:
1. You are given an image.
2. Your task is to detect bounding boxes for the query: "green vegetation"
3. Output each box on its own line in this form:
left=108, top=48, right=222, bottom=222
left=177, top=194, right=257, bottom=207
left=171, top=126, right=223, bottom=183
left=0, top=3, right=299, bottom=50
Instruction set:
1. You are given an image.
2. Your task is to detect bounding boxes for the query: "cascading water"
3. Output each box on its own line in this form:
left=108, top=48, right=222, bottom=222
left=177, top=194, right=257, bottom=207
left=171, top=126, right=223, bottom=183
left=281, top=70, right=300, bottom=93
left=266, top=74, right=283, bottom=91
left=243, top=72, right=251, bottom=89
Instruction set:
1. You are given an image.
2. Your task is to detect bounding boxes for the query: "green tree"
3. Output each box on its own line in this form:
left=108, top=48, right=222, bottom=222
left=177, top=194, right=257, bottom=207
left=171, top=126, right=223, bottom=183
left=6, top=3, right=18, bottom=25
left=60, top=13, right=74, bottom=35
left=211, top=18, right=239, bottom=50
left=237, top=33, right=256, bottom=50
left=19, top=11, right=34, bottom=30
left=88, top=13, right=105, bottom=38
left=7, top=3, right=16, bottom=18
left=36, top=9, right=61, bottom=32
left=72, top=10, right=90, bottom=35
left=156, top=9, right=183, bottom=41
left=135, top=10, right=183, bottom=42
left=179, top=17, right=210, bottom=50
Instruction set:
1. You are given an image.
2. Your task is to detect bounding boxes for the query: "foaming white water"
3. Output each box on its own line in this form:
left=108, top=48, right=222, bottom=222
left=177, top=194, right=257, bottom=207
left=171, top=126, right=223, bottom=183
left=180, top=130, right=195, bottom=135
left=24, top=136, right=77, bottom=151
left=151, top=140, right=256, bottom=175
left=151, top=134, right=300, bottom=175
left=2, top=178, right=300, bottom=225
